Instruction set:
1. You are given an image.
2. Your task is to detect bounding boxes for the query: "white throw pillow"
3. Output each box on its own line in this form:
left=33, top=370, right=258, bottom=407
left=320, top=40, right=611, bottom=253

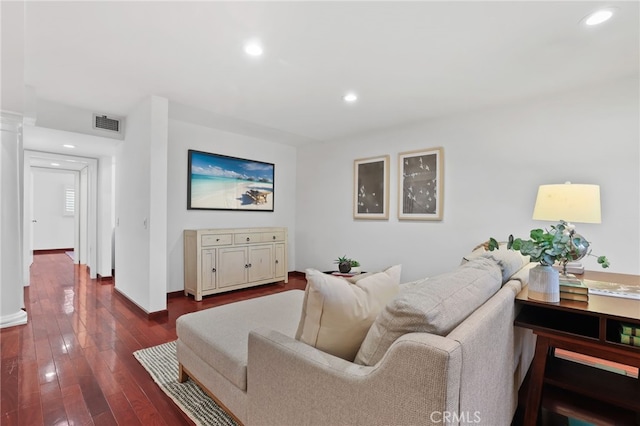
left=295, top=265, right=402, bottom=361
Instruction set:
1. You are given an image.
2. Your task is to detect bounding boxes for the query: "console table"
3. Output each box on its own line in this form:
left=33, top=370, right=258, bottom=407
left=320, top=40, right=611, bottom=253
left=183, top=227, right=288, bottom=301
left=515, top=271, right=640, bottom=425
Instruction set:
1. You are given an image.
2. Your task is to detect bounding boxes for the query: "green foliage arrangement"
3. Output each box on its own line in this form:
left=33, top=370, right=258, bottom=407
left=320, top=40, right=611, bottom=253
left=488, top=220, right=609, bottom=269
left=334, top=256, right=360, bottom=267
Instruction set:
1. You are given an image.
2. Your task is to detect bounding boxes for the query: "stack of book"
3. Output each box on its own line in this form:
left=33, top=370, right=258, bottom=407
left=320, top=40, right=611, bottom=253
left=619, top=323, right=640, bottom=347
left=559, top=280, right=589, bottom=302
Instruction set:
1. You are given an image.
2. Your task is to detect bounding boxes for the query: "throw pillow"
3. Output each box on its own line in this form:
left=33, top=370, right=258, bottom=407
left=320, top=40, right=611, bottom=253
left=354, top=258, right=501, bottom=366
left=295, top=265, right=402, bottom=361
left=461, top=241, right=529, bottom=284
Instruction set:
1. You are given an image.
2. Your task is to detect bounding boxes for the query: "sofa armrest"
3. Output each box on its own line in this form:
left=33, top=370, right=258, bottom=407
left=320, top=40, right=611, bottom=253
left=247, top=328, right=462, bottom=426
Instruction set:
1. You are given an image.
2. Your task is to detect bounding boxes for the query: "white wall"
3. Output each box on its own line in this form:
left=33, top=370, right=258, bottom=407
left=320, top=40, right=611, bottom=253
left=97, top=155, right=114, bottom=277
left=31, top=167, right=75, bottom=250
left=296, top=76, right=640, bottom=281
left=115, top=96, right=169, bottom=313
left=166, top=117, right=297, bottom=293
left=35, top=99, right=124, bottom=140
left=149, top=99, right=169, bottom=310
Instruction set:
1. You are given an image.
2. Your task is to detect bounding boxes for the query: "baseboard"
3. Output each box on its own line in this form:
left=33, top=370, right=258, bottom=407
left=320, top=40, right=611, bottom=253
left=33, top=248, right=73, bottom=255
left=290, top=271, right=305, bottom=278
left=148, top=309, right=169, bottom=321
left=113, top=287, right=168, bottom=320
left=97, top=274, right=113, bottom=284
left=167, top=290, right=185, bottom=299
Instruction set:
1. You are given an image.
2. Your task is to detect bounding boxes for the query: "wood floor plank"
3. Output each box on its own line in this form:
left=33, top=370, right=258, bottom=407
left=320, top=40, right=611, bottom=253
left=105, top=390, right=142, bottom=426
left=112, top=369, right=169, bottom=426
left=1, top=410, right=19, bottom=426
left=61, top=383, right=93, bottom=425
left=18, top=360, right=40, bottom=407
left=17, top=401, right=44, bottom=426
left=1, top=357, right=19, bottom=416
left=76, top=371, right=111, bottom=418
left=92, top=409, right=118, bottom=426
left=53, top=354, right=80, bottom=390
left=1, top=329, right=20, bottom=360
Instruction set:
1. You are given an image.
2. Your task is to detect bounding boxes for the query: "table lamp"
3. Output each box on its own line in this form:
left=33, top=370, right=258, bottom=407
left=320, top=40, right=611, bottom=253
left=532, top=182, right=601, bottom=275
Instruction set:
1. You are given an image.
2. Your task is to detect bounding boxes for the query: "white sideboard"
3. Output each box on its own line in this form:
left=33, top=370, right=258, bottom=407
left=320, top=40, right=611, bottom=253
left=183, top=227, right=288, bottom=301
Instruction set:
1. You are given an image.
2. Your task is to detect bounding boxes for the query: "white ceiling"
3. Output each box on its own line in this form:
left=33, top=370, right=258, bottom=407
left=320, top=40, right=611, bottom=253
left=21, top=1, right=640, bottom=147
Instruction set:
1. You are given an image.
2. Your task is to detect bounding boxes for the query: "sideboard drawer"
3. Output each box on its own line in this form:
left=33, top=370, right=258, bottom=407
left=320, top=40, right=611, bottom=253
left=262, top=231, right=285, bottom=242
left=234, top=232, right=263, bottom=244
left=201, top=234, right=233, bottom=247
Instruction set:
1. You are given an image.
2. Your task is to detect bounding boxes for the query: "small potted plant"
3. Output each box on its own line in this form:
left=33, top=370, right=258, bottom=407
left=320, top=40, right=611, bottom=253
left=334, top=256, right=361, bottom=274
left=488, top=220, right=609, bottom=302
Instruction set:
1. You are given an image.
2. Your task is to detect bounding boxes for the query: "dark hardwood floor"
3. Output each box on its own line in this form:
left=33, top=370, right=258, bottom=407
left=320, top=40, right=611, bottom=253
left=0, top=253, right=307, bottom=425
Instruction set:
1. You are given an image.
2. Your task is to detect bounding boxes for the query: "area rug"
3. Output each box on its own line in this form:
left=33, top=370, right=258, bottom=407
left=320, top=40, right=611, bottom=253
left=133, top=341, right=238, bottom=426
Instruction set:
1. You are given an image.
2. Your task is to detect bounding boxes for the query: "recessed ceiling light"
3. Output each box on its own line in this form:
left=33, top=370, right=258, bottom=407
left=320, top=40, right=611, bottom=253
left=244, top=41, right=263, bottom=57
left=63, top=144, right=75, bottom=149
left=343, top=92, right=358, bottom=103
left=583, top=8, right=615, bottom=26
left=51, top=163, right=60, bottom=167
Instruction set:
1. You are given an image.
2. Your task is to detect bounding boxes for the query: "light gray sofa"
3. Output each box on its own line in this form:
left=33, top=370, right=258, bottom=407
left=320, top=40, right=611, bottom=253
left=176, top=259, right=536, bottom=426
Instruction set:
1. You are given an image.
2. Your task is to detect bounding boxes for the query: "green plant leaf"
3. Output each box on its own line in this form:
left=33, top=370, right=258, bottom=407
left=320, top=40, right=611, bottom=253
left=530, top=229, right=544, bottom=241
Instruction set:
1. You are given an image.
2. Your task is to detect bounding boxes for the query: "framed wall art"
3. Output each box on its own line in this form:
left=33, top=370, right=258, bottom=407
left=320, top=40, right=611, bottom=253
left=398, top=147, right=443, bottom=220
left=353, top=155, right=390, bottom=220
left=187, top=149, right=275, bottom=211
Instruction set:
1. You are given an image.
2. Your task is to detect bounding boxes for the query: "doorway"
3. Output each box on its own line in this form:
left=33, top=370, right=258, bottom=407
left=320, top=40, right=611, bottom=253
left=30, top=166, right=78, bottom=258
left=23, top=150, right=99, bottom=282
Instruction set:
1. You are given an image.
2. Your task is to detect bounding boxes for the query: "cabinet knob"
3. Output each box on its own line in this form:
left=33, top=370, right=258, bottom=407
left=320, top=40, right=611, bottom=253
left=245, top=264, right=249, bottom=268
left=275, top=260, right=279, bottom=264
left=273, top=235, right=276, bottom=240
left=248, top=263, right=252, bottom=268
left=212, top=268, right=216, bottom=273
left=246, top=237, right=250, bottom=242
left=216, top=238, right=220, bottom=241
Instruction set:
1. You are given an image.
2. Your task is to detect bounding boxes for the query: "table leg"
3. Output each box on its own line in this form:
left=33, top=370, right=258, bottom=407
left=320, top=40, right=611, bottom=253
left=523, top=335, right=551, bottom=426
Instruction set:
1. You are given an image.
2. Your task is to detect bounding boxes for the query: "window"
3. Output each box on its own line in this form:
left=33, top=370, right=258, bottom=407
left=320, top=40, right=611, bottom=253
left=64, top=185, right=75, bottom=216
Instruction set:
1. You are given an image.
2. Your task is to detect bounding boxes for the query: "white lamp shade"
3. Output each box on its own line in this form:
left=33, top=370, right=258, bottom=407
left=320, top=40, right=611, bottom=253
left=532, top=183, right=601, bottom=224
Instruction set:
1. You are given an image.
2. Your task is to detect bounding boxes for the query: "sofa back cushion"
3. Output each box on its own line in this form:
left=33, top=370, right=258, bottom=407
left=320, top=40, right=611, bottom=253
left=295, top=265, right=401, bottom=361
left=354, top=258, right=501, bottom=366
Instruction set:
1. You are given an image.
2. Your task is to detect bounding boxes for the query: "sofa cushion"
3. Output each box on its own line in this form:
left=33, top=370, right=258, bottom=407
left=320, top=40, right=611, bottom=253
left=462, top=242, right=529, bottom=284
left=176, top=290, right=304, bottom=391
left=295, top=265, right=401, bottom=361
left=354, top=258, right=501, bottom=366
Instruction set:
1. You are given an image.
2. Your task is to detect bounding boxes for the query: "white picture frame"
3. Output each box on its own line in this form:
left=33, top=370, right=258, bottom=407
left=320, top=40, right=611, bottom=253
left=353, top=155, right=390, bottom=220
left=398, top=147, right=444, bottom=221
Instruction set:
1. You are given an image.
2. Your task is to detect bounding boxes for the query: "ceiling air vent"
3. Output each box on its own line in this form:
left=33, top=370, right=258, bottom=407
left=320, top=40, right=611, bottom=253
left=92, top=114, right=122, bottom=134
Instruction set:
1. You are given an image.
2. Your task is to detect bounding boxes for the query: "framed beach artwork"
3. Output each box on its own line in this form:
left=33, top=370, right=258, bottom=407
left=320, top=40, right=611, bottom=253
left=353, top=155, right=389, bottom=220
left=187, top=149, right=275, bottom=211
left=398, top=147, right=443, bottom=221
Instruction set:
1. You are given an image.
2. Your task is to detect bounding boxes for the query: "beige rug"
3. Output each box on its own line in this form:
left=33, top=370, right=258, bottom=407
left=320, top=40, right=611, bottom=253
left=134, top=341, right=238, bottom=426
